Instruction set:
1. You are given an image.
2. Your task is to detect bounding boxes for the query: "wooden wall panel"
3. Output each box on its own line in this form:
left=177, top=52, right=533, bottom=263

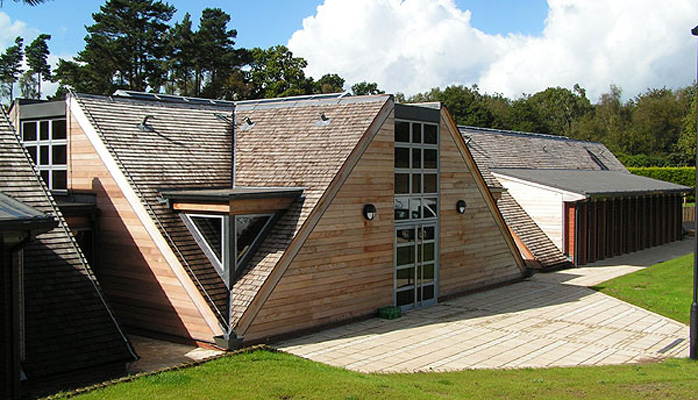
left=588, top=200, right=597, bottom=264
left=495, top=177, right=566, bottom=250
left=245, top=117, right=395, bottom=342
left=68, top=114, right=215, bottom=343
left=438, top=115, right=521, bottom=298
left=247, top=109, right=522, bottom=341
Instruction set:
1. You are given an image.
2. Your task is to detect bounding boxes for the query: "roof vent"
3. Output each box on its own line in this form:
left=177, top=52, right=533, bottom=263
left=315, top=112, right=331, bottom=127
left=137, top=115, right=155, bottom=131
left=240, top=116, right=255, bottom=131
left=586, top=149, right=609, bottom=170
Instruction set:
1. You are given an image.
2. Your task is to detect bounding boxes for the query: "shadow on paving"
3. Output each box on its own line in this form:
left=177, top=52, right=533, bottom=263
left=278, top=279, right=592, bottom=347
left=276, top=239, right=693, bottom=349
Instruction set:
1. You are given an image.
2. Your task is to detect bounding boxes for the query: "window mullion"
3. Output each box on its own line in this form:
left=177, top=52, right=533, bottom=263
left=223, top=216, right=234, bottom=289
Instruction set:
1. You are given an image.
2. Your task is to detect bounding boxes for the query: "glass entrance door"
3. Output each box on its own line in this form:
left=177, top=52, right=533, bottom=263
left=395, top=223, right=437, bottom=309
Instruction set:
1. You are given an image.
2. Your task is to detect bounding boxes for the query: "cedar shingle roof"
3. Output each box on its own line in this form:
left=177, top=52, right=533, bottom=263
left=72, top=93, right=392, bottom=333
left=498, top=192, right=571, bottom=269
left=72, top=93, right=234, bottom=326
left=461, top=126, right=627, bottom=172
left=458, top=126, right=585, bottom=270
left=0, top=109, right=136, bottom=379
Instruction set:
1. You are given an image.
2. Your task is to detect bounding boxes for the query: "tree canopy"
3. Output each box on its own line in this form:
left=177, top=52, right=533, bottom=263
left=0, top=37, right=24, bottom=100
left=67, top=0, right=176, bottom=93
left=24, top=33, right=51, bottom=98
left=7, top=0, right=697, bottom=168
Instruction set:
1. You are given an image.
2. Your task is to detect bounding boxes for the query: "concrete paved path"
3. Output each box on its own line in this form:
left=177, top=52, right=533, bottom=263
left=127, top=336, right=224, bottom=374
left=276, top=240, right=693, bottom=372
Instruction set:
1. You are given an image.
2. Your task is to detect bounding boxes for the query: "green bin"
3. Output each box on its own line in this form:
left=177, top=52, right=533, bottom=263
left=378, top=306, right=401, bottom=320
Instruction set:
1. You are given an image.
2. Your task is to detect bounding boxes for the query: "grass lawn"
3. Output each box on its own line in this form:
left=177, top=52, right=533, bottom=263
left=593, top=253, right=693, bottom=324
left=55, top=349, right=698, bottom=400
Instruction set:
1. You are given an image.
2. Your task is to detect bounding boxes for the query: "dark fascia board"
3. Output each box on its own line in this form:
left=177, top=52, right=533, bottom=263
left=0, top=216, right=57, bottom=236
left=159, top=186, right=306, bottom=204
left=13, top=99, right=65, bottom=120
left=585, top=188, right=692, bottom=200
left=395, top=103, right=441, bottom=123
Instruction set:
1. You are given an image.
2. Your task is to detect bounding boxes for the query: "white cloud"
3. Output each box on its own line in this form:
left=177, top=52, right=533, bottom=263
left=288, top=0, right=698, bottom=102
left=0, top=12, right=38, bottom=50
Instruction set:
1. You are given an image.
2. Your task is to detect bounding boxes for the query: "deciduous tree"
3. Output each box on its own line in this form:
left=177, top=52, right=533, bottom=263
left=351, top=81, right=384, bottom=96
left=246, top=45, right=312, bottom=99
left=314, top=73, right=345, bottom=94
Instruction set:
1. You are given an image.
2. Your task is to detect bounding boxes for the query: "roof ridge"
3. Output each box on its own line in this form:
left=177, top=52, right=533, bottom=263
left=459, top=125, right=606, bottom=146
left=78, top=90, right=390, bottom=112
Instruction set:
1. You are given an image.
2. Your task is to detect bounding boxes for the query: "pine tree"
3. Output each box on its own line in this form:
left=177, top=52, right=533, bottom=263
left=25, top=33, right=51, bottom=98
left=0, top=37, right=24, bottom=101
left=196, top=8, right=240, bottom=98
left=166, top=12, right=197, bottom=95
left=76, top=0, right=175, bottom=93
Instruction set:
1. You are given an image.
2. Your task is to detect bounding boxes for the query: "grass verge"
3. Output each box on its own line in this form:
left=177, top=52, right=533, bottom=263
left=593, top=253, right=693, bottom=324
left=51, top=349, right=698, bottom=400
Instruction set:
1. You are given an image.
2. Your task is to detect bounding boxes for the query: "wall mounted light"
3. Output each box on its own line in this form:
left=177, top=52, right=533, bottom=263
left=363, top=203, right=377, bottom=220
left=456, top=200, right=467, bottom=214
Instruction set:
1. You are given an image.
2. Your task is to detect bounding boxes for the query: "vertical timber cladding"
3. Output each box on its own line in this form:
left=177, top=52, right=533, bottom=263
left=438, top=110, right=522, bottom=296
left=244, top=116, right=395, bottom=342
left=576, top=202, right=587, bottom=266
left=572, top=193, right=685, bottom=267
left=564, top=202, right=576, bottom=258
left=67, top=113, right=217, bottom=342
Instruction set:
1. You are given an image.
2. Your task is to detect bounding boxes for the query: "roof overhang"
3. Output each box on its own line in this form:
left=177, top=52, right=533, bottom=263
left=160, top=187, right=305, bottom=215
left=492, top=171, right=586, bottom=202
left=492, top=169, right=691, bottom=201
left=0, top=193, right=57, bottom=247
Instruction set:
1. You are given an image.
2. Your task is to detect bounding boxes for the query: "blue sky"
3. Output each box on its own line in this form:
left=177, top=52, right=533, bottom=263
left=1, top=0, right=696, bottom=101
left=1, top=0, right=548, bottom=56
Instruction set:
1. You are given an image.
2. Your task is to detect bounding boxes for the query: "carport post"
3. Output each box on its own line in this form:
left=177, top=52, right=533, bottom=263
left=691, top=24, right=698, bottom=361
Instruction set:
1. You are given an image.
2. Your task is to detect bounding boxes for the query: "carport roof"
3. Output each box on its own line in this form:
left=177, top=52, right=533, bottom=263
left=491, top=169, right=692, bottom=199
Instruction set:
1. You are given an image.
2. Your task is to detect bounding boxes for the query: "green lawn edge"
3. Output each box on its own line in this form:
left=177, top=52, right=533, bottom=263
left=51, top=350, right=698, bottom=400
left=593, top=253, right=694, bottom=324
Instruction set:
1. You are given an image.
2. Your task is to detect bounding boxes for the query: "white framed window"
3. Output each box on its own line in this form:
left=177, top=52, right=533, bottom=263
left=21, top=118, right=68, bottom=191
left=394, top=120, right=439, bottom=222
left=182, top=213, right=274, bottom=288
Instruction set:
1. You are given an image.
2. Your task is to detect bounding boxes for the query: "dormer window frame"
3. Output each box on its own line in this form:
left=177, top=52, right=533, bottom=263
left=181, top=212, right=275, bottom=289
left=161, top=186, right=304, bottom=289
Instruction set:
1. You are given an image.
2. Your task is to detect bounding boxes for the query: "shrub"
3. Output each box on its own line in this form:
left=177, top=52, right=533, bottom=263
left=629, top=167, right=695, bottom=201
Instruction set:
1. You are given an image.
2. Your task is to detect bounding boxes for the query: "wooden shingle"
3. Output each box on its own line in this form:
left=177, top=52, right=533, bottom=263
left=461, top=126, right=627, bottom=172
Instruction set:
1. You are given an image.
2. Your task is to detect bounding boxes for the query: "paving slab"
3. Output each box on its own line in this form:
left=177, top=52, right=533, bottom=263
left=275, top=239, right=693, bottom=372
left=127, top=336, right=224, bottom=374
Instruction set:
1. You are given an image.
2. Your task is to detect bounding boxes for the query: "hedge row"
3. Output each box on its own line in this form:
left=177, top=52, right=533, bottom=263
left=628, top=167, right=695, bottom=188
